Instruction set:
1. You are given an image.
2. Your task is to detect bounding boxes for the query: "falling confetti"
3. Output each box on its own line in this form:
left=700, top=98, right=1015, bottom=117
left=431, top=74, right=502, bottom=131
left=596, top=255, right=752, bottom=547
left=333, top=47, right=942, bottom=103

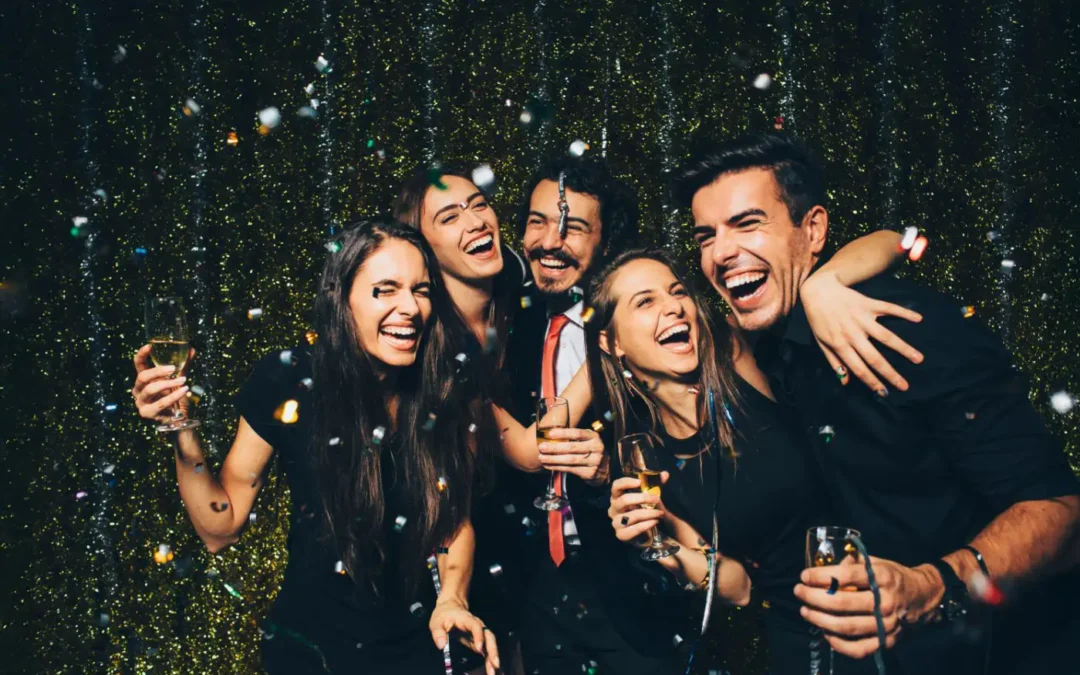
left=590, top=420, right=604, bottom=433
left=298, top=106, right=317, bottom=119
left=334, top=560, right=346, bottom=575
left=1050, top=391, right=1075, bottom=414
left=183, top=98, right=201, bottom=116
left=467, top=423, right=477, bottom=433
left=520, top=295, right=533, bottom=309
left=279, top=349, right=293, bottom=365
left=325, top=240, right=342, bottom=254
left=471, top=164, right=496, bottom=193
left=315, top=55, right=331, bottom=73
left=153, top=544, right=174, bottom=564
left=503, top=503, right=516, bottom=515
left=962, top=305, right=976, bottom=318
left=305, top=330, right=318, bottom=344
left=329, top=437, right=341, bottom=446
left=900, top=226, right=919, bottom=250
left=112, top=45, right=127, bottom=63
left=226, top=131, right=239, bottom=147
left=1001, top=258, right=1016, bottom=269
left=569, top=140, right=589, bottom=156
left=393, top=515, right=407, bottom=532
left=274, top=400, right=299, bottom=424
left=75, top=491, right=88, bottom=500
left=437, top=476, right=448, bottom=492
left=818, top=425, right=835, bottom=443
left=488, top=563, right=503, bottom=577
left=908, top=235, right=929, bottom=262
left=603, top=410, right=614, bottom=422
left=249, top=512, right=257, bottom=523
left=409, top=602, right=424, bottom=617
left=752, top=73, right=772, bottom=90
left=300, top=377, right=314, bottom=390
left=421, top=413, right=437, bottom=431
left=372, top=426, right=386, bottom=445
left=247, top=308, right=263, bottom=320
left=622, top=369, right=633, bottom=379
left=257, top=106, right=281, bottom=134
left=304, top=83, right=315, bottom=96
left=72, top=216, right=88, bottom=228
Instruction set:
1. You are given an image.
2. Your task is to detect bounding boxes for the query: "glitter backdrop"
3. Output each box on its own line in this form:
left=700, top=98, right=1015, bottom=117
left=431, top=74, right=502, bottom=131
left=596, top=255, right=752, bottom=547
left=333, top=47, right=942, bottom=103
left=1, top=1, right=1078, bottom=673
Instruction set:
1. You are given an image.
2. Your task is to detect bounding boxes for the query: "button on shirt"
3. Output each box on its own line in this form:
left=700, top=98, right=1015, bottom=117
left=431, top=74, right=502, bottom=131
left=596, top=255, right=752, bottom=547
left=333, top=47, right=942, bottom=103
left=546, top=300, right=586, bottom=543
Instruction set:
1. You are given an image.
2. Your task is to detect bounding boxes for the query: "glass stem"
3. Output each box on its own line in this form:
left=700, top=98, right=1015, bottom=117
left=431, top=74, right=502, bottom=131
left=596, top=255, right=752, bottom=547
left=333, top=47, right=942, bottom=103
left=648, top=526, right=664, bottom=549
left=170, top=375, right=186, bottom=421
left=547, top=470, right=559, bottom=496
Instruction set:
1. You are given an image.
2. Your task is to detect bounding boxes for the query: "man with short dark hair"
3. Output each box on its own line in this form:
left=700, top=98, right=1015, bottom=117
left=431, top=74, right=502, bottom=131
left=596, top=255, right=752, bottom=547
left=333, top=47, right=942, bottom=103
left=498, top=155, right=689, bottom=675
left=673, top=131, right=1080, bottom=673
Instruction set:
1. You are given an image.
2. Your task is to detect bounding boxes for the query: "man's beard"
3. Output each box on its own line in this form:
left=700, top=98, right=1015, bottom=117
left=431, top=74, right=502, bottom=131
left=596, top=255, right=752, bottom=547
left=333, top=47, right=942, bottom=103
left=527, top=247, right=582, bottom=297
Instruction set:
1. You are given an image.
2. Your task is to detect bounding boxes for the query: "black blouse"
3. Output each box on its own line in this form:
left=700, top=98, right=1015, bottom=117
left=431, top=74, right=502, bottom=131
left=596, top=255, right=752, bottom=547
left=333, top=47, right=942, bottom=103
left=235, top=347, right=440, bottom=672
left=657, top=377, right=828, bottom=674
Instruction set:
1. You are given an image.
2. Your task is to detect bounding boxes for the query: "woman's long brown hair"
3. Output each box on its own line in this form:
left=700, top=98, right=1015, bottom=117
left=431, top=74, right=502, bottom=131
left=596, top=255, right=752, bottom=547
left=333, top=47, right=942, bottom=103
left=584, top=249, right=741, bottom=460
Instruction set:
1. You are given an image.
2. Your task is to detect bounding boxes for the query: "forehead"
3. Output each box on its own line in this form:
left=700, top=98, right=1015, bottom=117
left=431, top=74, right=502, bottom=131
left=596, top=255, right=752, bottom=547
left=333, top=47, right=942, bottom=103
left=690, top=167, right=784, bottom=224
left=422, top=175, right=480, bottom=214
left=530, top=179, right=601, bottom=223
left=610, top=258, right=678, bottom=298
left=355, top=238, right=430, bottom=281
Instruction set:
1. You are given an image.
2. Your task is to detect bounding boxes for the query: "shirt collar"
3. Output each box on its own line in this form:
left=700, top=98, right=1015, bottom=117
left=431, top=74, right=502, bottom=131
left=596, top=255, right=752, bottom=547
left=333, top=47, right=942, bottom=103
left=549, top=299, right=586, bottom=329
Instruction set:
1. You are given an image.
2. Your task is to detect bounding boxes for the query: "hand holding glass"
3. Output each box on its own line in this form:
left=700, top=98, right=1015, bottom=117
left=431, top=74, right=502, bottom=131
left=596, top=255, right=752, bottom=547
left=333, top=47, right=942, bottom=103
left=533, top=397, right=570, bottom=511
left=618, top=433, right=679, bottom=561
left=144, top=296, right=200, bottom=433
left=805, top=525, right=862, bottom=675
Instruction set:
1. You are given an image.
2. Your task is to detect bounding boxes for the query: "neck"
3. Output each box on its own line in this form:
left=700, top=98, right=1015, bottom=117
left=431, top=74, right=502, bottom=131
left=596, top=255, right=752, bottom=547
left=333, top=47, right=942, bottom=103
left=443, top=273, right=494, bottom=342
left=543, top=289, right=579, bottom=315
left=649, top=376, right=700, bottom=439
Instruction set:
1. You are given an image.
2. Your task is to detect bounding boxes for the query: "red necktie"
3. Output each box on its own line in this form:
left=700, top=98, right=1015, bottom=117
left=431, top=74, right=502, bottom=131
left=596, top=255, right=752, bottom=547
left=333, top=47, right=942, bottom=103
left=543, top=314, right=570, bottom=566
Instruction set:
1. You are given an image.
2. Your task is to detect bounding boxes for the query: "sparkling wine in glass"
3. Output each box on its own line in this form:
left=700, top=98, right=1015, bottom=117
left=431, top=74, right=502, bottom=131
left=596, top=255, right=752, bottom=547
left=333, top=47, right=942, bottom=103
left=805, top=526, right=862, bottom=675
left=145, top=296, right=200, bottom=434
left=618, top=433, right=679, bottom=561
left=533, top=396, right=570, bottom=511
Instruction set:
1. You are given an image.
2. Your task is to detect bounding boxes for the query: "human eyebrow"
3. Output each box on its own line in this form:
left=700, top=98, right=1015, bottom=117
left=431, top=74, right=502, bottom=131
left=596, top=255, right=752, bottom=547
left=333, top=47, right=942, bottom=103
left=726, top=208, right=767, bottom=226
left=628, top=288, right=655, bottom=305
left=433, top=192, right=484, bottom=219
left=691, top=225, right=715, bottom=239
left=371, top=279, right=402, bottom=288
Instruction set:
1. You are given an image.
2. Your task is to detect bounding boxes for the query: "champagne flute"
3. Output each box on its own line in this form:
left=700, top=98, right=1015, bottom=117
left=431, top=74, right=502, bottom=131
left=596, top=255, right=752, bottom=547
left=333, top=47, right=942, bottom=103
left=533, top=396, right=570, bottom=511
left=145, top=296, right=200, bottom=434
left=618, top=433, right=679, bottom=561
left=805, top=525, right=862, bottom=675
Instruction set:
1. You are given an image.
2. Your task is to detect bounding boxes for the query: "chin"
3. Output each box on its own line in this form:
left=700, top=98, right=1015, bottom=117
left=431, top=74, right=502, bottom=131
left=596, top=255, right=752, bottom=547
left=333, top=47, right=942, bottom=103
left=374, top=350, right=418, bottom=369
left=732, top=305, right=783, bottom=334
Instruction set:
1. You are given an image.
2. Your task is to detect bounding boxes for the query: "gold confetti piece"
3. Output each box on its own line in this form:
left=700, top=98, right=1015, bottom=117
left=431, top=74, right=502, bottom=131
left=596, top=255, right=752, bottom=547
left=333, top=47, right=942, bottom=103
left=274, top=399, right=299, bottom=424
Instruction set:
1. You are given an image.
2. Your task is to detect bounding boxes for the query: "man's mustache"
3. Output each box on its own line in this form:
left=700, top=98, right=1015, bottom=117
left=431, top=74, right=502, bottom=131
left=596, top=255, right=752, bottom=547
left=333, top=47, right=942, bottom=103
left=527, top=247, right=579, bottom=268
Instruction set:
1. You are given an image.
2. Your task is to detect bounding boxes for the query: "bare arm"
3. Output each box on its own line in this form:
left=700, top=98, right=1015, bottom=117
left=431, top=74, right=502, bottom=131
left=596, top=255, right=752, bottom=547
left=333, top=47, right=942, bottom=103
left=133, top=344, right=273, bottom=553
left=429, top=520, right=501, bottom=675
left=490, top=364, right=594, bottom=472
left=171, top=420, right=274, bottom=552
left=939, top=495, right=1080, bottom=595
left=814, top=229, right=905, bottom=286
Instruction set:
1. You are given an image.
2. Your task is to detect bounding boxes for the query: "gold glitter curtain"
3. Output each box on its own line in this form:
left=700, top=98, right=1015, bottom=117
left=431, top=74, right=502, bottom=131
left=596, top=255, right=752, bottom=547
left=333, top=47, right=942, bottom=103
left=1, top=0, right=1077, bottom=673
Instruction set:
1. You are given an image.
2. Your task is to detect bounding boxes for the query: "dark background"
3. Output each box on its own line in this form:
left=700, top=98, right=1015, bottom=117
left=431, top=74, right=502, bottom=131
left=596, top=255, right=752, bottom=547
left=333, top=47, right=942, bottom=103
left=1, top=0, right=1077, bottom=672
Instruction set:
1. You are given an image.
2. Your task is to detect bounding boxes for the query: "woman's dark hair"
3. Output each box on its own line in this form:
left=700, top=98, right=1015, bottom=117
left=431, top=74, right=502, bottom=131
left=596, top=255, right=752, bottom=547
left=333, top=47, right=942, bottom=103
left=310, top=218, right=473, bottom=597
left=391, top=163, right=517, bottom=490
left=585, top=248, right=740, bottom=460
left=517, top=156, right=640, bottom=261
left=671, top=132, right=826, bottom=225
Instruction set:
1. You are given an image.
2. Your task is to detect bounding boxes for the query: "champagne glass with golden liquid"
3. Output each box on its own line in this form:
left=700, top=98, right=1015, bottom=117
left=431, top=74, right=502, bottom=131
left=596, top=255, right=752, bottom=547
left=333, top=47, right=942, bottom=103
left=805, top=525, right=862, bottom=675
left=618, top=433, right=679, bottom=561
left=145, top=296, right=200, bottom=433
left=533, top=396, right=570, bottom=511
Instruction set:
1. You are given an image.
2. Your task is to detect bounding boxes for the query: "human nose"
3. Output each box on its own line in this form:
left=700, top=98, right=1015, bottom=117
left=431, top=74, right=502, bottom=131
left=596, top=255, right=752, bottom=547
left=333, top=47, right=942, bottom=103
left=538, top=222, right=563, bottom=250
left=711, top=227, right=739, bottom=270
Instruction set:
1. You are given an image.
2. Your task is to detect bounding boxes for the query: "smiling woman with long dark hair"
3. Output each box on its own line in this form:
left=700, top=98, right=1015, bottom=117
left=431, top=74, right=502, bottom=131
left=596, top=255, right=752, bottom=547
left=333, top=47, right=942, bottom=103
left=131, top=219, right=500, bottom=675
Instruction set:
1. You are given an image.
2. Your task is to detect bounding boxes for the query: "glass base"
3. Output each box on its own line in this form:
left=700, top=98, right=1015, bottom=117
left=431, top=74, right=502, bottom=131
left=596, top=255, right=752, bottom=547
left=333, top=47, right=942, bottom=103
left=157, top=418, right=201, bottom=434
left=534, top=493, right=569, bottom=511
left=641, top=541, right=679, bottom=561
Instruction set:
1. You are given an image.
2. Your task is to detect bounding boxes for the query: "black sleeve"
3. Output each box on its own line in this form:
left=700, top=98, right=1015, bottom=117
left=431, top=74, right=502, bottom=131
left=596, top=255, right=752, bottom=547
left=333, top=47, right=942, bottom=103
left=234, top=349, right=299, bottom=450
left=865, top=279, right=1078, bottom=510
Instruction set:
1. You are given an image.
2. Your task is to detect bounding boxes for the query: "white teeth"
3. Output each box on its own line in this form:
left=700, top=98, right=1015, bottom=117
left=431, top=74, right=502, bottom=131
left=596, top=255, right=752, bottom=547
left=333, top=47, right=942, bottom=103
left=657, top=324, right=689, bottom=342
left=381, top=327, right=417, bottom=338
left=724, top=271, right=766, bottom=289
left=465, top=234, right=493, bottom=253
left=540, top=257, right=569, bottom=269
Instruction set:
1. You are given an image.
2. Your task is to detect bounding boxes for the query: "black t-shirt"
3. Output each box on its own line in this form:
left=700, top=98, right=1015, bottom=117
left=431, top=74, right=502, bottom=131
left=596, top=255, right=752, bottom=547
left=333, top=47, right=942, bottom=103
left=235, top=347, right=439, bottom=671
left=655, top=377, right=826, bottom=674
left=758, top=272, right=1080, bottom=674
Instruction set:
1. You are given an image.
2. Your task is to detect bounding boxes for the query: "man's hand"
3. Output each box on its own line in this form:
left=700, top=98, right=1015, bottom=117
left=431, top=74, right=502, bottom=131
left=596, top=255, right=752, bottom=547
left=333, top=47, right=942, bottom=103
left=428, top=597, right=500, bottom=675
left=538, top=427, right=609, bottom=484
left=794, top=556, right=944, bottom=659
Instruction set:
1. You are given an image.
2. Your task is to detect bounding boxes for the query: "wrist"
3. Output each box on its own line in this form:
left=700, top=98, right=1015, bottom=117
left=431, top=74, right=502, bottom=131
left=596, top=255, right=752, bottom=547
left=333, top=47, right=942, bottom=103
left=913, top=563, right=947, bottom=618
left=805, top=266, right=842, bottom=290
left=435, top=592, right=467, bottom=609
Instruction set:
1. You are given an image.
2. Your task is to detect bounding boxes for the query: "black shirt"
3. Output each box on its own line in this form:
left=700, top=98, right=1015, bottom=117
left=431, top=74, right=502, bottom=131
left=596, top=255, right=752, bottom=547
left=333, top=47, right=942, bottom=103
left=656, top=377, right=826, bottom=675
left=758, top=272, right=1080, bottom=674
left=235, top=347, right=440, bottom=672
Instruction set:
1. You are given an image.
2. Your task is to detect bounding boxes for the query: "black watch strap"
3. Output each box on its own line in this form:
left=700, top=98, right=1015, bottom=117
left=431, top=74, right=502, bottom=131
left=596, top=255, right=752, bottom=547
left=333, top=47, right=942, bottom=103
left=929, top=559, right=969, bottom=622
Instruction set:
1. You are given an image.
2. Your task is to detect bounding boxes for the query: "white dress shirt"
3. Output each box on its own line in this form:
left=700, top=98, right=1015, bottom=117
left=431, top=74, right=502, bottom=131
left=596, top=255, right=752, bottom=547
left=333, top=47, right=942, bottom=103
left=545, top=300, right=587, bottom=543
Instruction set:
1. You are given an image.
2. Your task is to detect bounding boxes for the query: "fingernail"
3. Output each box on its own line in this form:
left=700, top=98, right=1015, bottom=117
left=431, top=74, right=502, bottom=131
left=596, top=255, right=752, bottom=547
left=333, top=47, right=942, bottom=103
left=180, top=386, right=189, bottom=392
left=827, top=577, right=839, bottom=595
left=177, top=376, right=187, bottom=383
left=800, top=606, right=809, bottom=617
left=166, top=366, right=177, bottom=372
left=538, top=443, right=548, bottom=451
left=800, top=570, right=810, bottom=583
left=876, top=388, right=888, bottom=398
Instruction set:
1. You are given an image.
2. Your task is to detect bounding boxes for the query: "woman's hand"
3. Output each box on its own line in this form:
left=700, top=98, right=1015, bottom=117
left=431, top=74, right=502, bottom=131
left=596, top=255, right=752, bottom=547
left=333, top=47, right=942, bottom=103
left=800, top=271, right=923, bottom=395
left=428, top=597, right=500, bottom=675
left=538, top=427, right=609, bottom=485
left=132, top=344, right=195, bottom=422
left=608, top=472, right=669, bottom=549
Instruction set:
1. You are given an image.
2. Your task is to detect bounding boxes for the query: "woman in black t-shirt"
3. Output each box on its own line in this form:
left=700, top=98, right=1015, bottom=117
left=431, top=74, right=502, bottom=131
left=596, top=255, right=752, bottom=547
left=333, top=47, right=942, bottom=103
left=131, top=219, right=501, bottom=675
left=588, top=250, right=899, bottom=675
